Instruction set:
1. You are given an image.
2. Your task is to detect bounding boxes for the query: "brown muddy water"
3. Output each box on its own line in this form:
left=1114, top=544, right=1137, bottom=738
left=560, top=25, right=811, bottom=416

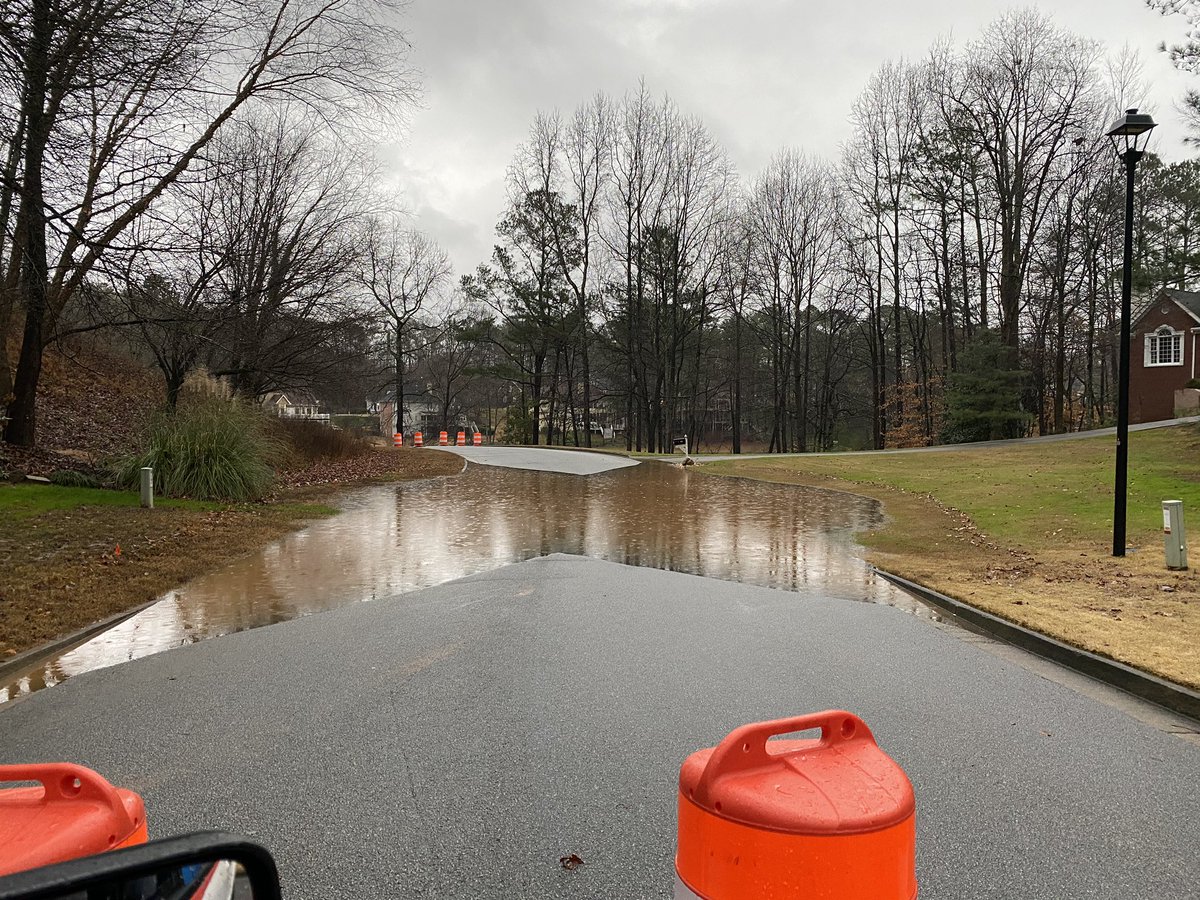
left=1, top=460, right=922, bottom=705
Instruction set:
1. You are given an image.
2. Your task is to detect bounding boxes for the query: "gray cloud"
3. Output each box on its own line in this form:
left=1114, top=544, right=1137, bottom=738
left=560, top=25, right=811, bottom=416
left=387, top=0, right=1196, bottom=275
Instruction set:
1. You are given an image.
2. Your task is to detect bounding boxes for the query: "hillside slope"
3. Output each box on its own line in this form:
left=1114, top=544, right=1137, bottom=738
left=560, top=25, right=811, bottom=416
left=2, top=343, right=160, bottom=475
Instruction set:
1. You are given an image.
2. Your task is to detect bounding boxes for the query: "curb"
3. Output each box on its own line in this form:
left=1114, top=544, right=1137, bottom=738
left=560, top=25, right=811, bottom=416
left=874, top=569, right=1200, bottom=723
left=0, top=601, right=156, bottom=684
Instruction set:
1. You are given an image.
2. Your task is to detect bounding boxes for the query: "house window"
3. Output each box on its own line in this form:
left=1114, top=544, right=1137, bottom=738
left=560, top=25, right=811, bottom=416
left=1145, top=326, right=1183, bottom=367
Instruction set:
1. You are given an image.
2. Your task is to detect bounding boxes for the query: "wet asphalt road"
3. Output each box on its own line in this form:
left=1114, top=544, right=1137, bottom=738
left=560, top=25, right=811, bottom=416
left=1, top=555, right=1197, bottom=899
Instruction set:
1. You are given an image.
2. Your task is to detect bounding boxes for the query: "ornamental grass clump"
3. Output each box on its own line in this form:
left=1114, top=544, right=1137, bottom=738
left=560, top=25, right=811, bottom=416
left=115, top=399, right=282, bottom=501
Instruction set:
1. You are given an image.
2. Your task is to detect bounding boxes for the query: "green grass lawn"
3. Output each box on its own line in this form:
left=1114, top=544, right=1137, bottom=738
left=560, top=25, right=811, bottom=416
left=704, top=424, right=1200, bottom=688
left=0, top=483, right=221, bottom=520
left=707, top=427, right=1200, bottom=549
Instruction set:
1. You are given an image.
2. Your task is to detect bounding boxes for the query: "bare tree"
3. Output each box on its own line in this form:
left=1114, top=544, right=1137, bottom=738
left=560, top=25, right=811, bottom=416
left=944, top=10, right=1102, bottom=353
left=361, top=219, right=452, bottom=434
left=180, top=114, right=379, bottom=398
left=749, top=149, right=839, bottom=451
left=846, top=60, right=926, bottom=430
left=556, top=94, right=612, bottom=445
left=605, top=81, right=671, bottom=450
left=1, top=0, right=416, bottom=445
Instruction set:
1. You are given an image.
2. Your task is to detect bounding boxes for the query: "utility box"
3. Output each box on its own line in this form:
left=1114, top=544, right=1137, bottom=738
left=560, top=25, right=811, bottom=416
left=1162, top=500, right=1188, bottom=571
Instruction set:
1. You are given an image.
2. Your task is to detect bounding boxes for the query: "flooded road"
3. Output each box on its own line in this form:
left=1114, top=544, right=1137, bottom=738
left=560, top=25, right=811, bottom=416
left=1, top=460, right=916, bottom=704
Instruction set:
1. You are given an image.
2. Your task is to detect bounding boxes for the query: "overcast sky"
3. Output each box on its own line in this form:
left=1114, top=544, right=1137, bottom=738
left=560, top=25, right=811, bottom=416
left=380, top=0, right=1198, bottom=277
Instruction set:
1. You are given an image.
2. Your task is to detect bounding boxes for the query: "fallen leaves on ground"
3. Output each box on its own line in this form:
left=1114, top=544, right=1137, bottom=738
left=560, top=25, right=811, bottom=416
left=276, top=448, right=463, bottom=491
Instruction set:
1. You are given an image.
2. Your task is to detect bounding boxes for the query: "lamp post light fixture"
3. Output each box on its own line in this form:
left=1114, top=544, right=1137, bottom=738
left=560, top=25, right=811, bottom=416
left=1106, top=108, right=1157, bottom=558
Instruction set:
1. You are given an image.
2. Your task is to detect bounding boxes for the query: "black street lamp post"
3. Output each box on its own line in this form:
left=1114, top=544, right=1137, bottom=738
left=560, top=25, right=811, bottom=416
left=1106, top=108, right=1157, bottom=558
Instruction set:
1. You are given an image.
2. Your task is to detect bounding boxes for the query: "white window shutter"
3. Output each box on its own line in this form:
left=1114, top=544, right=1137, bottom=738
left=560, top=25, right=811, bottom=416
left=1144, top=334, right=1153, bottom=367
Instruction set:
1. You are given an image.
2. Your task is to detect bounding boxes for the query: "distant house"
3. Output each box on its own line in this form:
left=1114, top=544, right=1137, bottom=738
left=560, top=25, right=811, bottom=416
left=373, top=385, right=469, bottom=436
left=261, top=390, right=329, bottom=423
left=1130, top=288, right=1200, bottom=424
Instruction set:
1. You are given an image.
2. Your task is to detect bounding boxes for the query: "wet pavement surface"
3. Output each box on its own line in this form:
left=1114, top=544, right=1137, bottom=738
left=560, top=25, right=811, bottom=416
left=438, top=445, right=641, bottom=474
left=2, top=457, right=915, bottom=704
left=2, top=556, right=1197, bottom=899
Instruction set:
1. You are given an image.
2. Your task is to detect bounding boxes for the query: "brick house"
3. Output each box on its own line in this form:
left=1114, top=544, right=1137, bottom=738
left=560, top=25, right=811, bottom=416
left=1130, top=288, right=1200, bottom=423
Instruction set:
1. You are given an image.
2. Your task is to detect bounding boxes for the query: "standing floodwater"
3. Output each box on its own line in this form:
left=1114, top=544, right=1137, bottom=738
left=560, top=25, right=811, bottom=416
left=1, top=460, right=913, bottom=703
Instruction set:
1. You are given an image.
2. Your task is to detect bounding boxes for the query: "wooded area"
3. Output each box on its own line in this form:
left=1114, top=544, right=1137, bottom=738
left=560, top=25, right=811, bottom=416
left=3, top=5, right=1200, bottom=452
left=465, top=10, right=1200, bottom=451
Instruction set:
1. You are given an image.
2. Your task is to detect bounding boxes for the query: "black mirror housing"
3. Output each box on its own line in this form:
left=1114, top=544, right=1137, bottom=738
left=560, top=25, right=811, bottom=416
left=0, top=832, right=282, bottom=900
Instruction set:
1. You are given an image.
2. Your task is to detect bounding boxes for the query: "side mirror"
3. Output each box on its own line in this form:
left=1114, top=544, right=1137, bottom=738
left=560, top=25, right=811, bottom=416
left=0, top=832, right=281, bottom=900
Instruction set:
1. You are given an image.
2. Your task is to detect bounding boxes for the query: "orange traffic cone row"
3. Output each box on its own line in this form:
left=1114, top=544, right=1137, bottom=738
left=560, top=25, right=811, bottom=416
left=675, top=711, right=916, bottom=899
left=456, top=431, right=466, bottom=446
left=438, top=431, right=448, bottom=446
left=0, top=763, right=149, bottom=876
left=414, top=431, right=424, bottom=447
left=473, top=432, right=482, bottom=445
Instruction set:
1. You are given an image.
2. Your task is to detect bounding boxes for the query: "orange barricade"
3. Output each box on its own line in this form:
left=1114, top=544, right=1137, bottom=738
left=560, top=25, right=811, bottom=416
left=414, top=431, right=424, bottom=448
left=473, top=432, right=482, bottom=446
left=456, top=431, right=466, bottom=446
left=675, top=711, right=916, bottom=900
left=438, top=431, right=448, bottom=446
left=393, top=433, right=403, bottom=448
left=0, top=763, right=149, bottom=876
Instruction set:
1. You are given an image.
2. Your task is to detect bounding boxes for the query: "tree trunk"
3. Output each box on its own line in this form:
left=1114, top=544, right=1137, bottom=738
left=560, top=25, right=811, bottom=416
left=891, top=208, right=903, bottom=426
left=546, top=350, right=560, bottom=446
left=732, top=309, right=742, bottom=453
left=395, top=320, right=404, bottom=435
left=165, top=369, right=185, bottom=409
left=1053, top=300, right=1066, bottom=434
left=0, top=111, right=26, bottom=407
left=530, top=350, right=545, bottom=444
left=798, top=298, right=812, bottom=453
left=4, top=0, right=53, bottom=447
left=579, top=300, right=592, bottom=447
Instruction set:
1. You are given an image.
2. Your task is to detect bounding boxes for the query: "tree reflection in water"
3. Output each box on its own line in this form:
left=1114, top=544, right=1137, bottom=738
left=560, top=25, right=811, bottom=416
left=2, top=463, right=916, bottom=703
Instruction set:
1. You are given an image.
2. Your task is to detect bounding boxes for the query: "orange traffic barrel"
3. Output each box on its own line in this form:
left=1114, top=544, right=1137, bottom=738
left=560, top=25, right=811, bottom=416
left=439, top=431, right=448, bottom=446
left=414, top=431, right=424, bottom=447
left=0, top=763, right=149, bottom=876
left=456, top=431, right=466, bottom=446
left=393, top=432, right=403, bottom=448
left=473, top=432, right=482, bottom=446
left=675, top=711, right=916, bottom=899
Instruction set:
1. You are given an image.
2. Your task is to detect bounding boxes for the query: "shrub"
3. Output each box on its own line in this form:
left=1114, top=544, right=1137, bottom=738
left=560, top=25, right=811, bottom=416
left=114, top=399, right=281, bottom=501
left=942, top=330, right=1031, bottom=443
left=272, top=417, right=370, bottom=467
left=331, top=413, right=380, bottom=436
left=498, top=406, right=532, bottom=445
